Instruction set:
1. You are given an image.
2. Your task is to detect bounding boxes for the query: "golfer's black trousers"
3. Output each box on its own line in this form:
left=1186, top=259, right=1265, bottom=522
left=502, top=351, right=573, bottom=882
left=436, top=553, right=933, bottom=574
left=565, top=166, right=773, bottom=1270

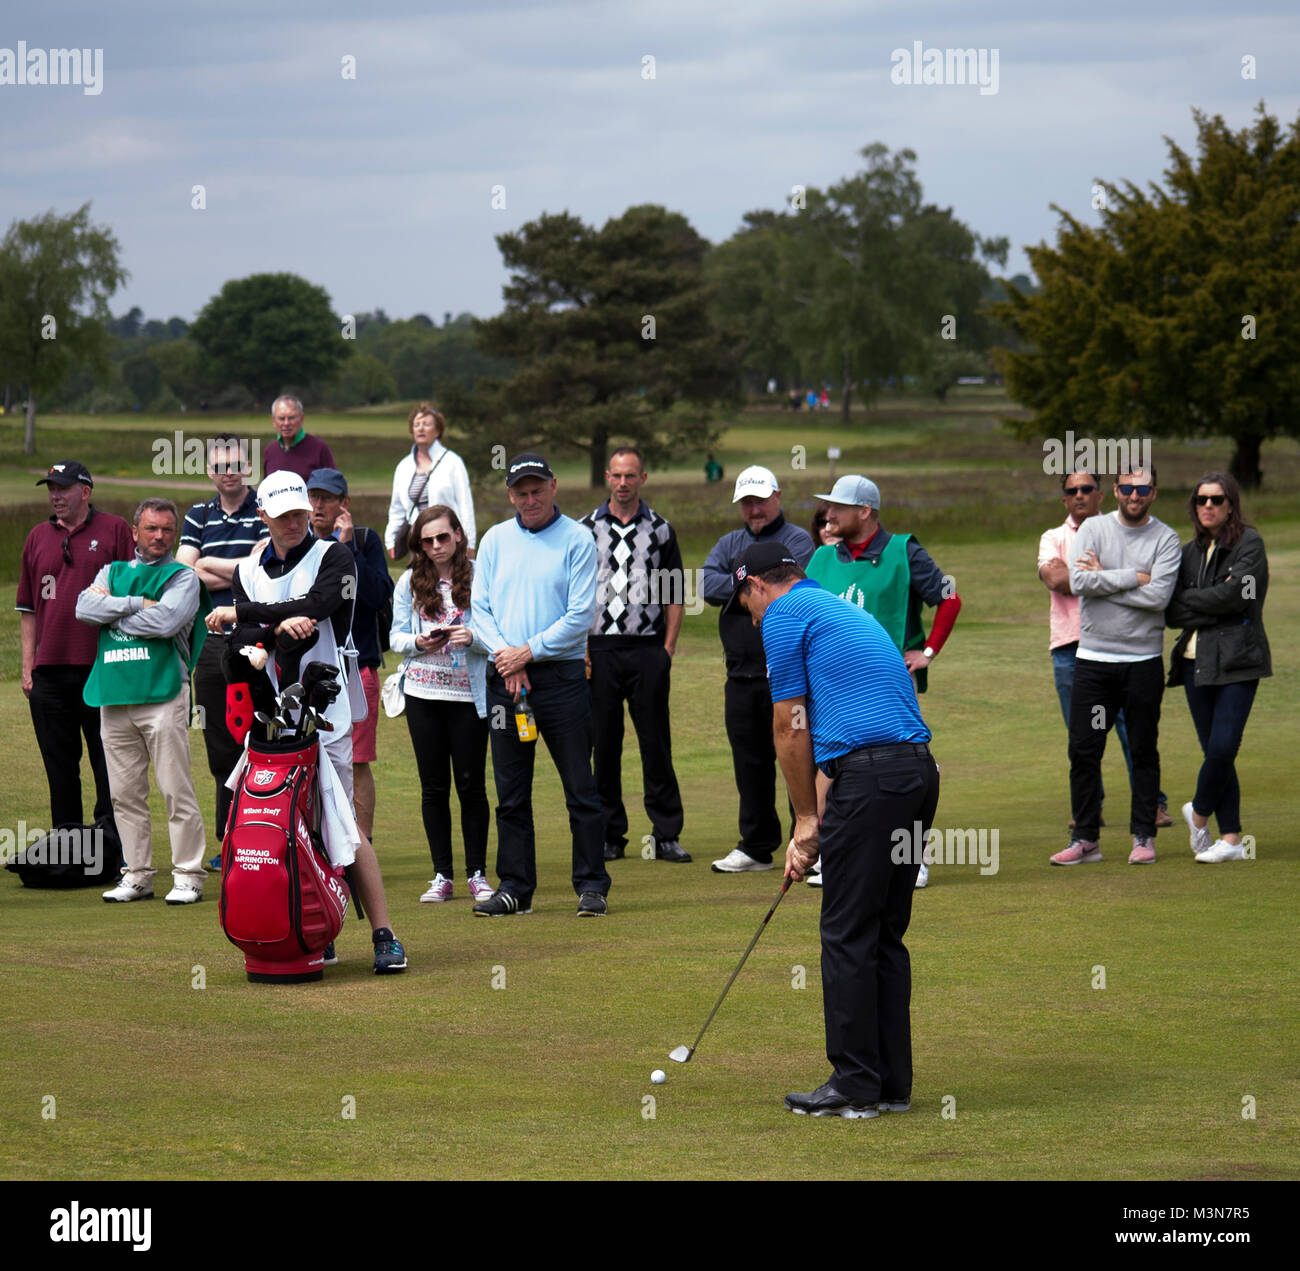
left=589, top=643, right=683, bottom=849
left=192, top=637, right=243, bottom=840
left=819, top=747, right=940, bottom=1104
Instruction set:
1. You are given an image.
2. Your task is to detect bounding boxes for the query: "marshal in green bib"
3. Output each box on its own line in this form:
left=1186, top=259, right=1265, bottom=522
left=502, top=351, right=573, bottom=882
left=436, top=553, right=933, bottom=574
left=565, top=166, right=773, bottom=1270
left=807, top=534, right=929, bottom=692
left=83, top=559, right=210, bottom=708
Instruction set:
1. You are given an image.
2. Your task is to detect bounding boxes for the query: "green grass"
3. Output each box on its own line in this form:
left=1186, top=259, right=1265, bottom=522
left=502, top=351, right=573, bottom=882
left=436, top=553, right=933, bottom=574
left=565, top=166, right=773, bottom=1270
left=2, top=396, right=1297, bottom=1179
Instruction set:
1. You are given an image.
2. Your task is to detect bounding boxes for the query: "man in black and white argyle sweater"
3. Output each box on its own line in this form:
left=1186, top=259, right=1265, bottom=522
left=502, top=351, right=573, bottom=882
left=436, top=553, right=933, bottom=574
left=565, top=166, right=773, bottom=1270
left=579, top=447, right=690, bottom=864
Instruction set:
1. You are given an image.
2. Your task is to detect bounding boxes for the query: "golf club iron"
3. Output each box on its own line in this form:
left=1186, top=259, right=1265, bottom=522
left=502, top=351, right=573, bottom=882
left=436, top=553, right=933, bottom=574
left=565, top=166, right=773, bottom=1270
left=254, top=710, right=279, bottom=742
left=669, top=876, right=791, bottom=1064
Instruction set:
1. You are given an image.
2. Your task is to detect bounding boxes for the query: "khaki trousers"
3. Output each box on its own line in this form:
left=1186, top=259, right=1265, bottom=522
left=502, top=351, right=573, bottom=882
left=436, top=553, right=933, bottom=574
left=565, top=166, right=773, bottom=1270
left=101, top=690, right=207, bottom=887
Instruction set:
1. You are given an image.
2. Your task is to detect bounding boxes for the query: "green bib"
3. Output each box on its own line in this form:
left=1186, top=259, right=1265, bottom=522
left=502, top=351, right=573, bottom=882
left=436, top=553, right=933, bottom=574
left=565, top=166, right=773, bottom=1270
left=83, top=560, right=210, bottom=708
left=807, top=533, right=928, bottom=692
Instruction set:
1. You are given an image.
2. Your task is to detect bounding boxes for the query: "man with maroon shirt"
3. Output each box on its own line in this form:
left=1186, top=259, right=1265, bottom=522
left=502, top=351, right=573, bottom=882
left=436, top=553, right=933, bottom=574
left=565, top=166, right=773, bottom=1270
left=806, top=474, right=961, bottom=888
left=261, top=395, right=336, bottom=482
left=17, top=461, right=135, bottom=828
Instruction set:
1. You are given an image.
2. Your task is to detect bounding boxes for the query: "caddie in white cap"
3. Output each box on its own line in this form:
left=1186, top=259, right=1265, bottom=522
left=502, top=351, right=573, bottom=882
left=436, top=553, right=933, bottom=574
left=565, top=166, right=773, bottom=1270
left=255, top=472, right=312, bottom=520
left=805, top=472, right=961, bottom=892
left=699, top=460, right=816, bottom=875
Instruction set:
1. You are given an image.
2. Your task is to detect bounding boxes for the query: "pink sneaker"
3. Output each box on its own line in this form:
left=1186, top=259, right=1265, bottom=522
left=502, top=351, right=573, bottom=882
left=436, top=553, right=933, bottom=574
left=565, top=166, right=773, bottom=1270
left=420, top=874, right=453, bottom=902
left=468, top=871, right=495, bottom=902
left=1050, top=839, right=1102, bottom=866
left=1128, top=837, right=1157, bottom=865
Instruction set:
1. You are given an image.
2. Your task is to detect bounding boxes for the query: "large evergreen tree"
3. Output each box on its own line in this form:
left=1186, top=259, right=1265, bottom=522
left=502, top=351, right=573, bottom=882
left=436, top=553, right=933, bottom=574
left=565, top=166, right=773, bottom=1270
left=455, top=204, right=738, bottom=486
left=991, top=104, right=1300, bottom=488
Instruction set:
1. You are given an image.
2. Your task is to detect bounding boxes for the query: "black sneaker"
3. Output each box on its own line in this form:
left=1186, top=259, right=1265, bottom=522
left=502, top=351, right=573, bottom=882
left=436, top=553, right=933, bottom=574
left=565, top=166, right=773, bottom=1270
left=473, top=891, right=531, bottom=917
left=654, top=840, right=692, bottom=863
left=322, top=942, right=339, bottom=967
left=603, top=842, right=625, bottom=861
left=784, top=1081, right=879, bottom=1119
left=576, top=891, right=608, bottom=917
left=372, top=931, right=407, bottom=974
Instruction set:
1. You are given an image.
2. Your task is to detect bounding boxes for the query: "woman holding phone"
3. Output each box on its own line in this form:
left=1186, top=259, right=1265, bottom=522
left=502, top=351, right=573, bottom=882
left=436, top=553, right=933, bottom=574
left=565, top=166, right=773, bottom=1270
left=390, top=505, right=492, bottom=901
left=1165, top=472, right=1271, bottom=863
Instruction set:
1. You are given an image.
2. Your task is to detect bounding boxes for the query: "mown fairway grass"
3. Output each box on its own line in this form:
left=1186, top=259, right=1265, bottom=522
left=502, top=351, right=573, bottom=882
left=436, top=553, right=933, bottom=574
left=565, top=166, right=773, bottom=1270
left=1, top=397, right=1297, bottom=1179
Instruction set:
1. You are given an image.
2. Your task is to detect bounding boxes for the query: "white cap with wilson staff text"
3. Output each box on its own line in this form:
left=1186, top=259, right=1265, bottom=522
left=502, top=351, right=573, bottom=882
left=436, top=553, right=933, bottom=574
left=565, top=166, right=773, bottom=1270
left=256, top=473, right=312, bottom=519
left=732, top=465, right=780, bottom=502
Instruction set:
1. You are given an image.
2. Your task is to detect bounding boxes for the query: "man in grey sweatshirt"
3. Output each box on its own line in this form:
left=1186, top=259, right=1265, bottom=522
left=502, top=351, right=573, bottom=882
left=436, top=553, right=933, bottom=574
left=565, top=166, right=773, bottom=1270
left=1051, top=468, right=1181, bottom=866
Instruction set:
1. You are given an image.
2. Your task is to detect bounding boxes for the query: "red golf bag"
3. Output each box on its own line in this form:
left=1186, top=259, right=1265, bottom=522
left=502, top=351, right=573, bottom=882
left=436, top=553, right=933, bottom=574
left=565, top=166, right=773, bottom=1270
left=219, top=733, right=349, bottom=983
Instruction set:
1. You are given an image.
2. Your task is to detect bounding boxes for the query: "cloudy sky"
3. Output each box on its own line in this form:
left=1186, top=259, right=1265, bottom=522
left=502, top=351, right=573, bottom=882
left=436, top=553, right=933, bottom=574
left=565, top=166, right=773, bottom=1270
left=5, top=0, right=1298, bottom=325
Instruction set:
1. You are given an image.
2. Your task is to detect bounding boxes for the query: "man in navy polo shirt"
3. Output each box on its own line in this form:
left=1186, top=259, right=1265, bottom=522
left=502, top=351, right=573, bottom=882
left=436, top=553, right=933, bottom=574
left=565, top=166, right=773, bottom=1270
left=727, top=541, right=940, bottom=1118
left=177, top=434, right=265, bottom=849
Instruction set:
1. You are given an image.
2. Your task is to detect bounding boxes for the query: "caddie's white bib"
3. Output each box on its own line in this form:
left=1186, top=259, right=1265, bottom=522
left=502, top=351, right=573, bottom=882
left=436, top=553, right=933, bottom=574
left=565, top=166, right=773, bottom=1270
left=238, top=539, right=353, bottom=737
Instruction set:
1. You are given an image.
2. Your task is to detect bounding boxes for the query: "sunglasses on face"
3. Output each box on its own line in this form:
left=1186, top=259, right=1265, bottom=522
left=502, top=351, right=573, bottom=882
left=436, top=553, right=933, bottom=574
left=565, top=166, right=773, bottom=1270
left=1116, top=484, right=1154, bottom=496
left=1195, top=494, right=1227, bottom=506
left=1063, top=484, right=1096, bottom=495
left=421, top=532, right=455, bottom=545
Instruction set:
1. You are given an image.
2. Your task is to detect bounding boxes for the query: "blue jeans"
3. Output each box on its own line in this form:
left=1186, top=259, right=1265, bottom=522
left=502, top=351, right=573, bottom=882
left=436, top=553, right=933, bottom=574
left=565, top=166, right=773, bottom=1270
left=1182, top=663, right=1258, bottom=836
left=1052, top=644, right=1166, bottom=808
left=486, top=660, right=609, bottom=905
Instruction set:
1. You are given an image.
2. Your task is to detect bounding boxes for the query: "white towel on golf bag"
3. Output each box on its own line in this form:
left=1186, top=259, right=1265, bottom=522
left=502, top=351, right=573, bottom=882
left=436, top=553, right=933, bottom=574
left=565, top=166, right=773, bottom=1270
left=224, top=744, right=359, bottom=870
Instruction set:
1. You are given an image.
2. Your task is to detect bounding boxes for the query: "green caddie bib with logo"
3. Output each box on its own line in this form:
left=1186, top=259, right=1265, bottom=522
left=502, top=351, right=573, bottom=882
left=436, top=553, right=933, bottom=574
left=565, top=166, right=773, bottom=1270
left=806, top=533, right=929, bottom=692
left=83, top=560, right=210, bottom=707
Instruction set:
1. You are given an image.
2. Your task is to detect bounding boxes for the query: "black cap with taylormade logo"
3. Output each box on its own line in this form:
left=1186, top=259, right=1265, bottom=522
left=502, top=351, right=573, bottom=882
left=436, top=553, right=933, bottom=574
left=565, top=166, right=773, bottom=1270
left=721, top=541, right=799, bottom=615
left=506, top=453, right=555, bottom=487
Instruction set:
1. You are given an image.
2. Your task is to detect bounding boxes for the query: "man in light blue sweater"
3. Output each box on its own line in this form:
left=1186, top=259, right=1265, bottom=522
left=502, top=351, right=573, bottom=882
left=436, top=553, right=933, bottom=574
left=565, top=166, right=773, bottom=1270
left=470, top=453, right=610, bottom=916
left=1052, top=467, right=1181, bottom=867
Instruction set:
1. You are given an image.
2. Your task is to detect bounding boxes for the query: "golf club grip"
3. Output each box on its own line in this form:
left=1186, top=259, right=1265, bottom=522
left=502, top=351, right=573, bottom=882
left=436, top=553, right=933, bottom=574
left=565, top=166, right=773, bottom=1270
left=688, top=879, right=791, bottom=1054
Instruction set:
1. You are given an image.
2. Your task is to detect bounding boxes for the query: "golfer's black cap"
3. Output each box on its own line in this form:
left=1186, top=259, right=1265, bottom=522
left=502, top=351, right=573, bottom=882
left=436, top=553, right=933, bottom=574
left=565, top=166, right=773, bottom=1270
left=722, top=541, right=799, bottom=615
left=506, top=453, right=554, bottom=487
left=36, top=460, right=93, bottom=488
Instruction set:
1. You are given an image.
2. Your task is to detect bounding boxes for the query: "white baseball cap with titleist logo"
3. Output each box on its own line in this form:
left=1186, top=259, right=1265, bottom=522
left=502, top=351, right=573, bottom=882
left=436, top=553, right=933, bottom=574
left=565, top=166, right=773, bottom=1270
left=731, top=465, right=780, bottom=503
left=256, top=473, right=312, bottom=519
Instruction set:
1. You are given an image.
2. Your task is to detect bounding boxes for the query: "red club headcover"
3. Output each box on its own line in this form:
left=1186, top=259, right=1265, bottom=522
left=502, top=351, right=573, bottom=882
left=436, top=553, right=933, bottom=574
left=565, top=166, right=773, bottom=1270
left=226, top=684, right=252, bottom=743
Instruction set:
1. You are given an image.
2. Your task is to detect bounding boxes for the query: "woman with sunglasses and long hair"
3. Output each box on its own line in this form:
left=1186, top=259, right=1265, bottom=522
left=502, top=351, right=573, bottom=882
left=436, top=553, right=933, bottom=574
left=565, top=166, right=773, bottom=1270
left=1165, top=473, right=1271, bottom=862
left=390, top=505, right=493, bottom=902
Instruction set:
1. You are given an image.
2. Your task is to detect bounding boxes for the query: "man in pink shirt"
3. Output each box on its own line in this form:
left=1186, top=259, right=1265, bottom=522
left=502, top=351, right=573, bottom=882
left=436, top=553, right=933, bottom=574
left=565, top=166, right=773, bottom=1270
left=1037, top=470, right=1171, bottom=829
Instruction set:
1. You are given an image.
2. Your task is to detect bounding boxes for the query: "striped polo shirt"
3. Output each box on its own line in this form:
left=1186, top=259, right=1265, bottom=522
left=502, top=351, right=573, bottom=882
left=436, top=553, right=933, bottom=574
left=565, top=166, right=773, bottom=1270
left=179, top=488, right=263, bottom=607
left=761, top=579, right=930, bottom=765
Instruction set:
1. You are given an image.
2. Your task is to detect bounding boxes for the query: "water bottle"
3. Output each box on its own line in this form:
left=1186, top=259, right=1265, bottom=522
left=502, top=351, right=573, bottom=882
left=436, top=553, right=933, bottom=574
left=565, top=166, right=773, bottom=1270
left=514, top=691, right=538, bottom=743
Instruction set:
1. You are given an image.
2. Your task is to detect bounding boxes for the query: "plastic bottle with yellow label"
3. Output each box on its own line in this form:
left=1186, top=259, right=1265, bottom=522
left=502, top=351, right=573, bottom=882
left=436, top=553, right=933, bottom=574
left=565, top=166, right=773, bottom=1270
left=515, top=691, right=538, bottom=742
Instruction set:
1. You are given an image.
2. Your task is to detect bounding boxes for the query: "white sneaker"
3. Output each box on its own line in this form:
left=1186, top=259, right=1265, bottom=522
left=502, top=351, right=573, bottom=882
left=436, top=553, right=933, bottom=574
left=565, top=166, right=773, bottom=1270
left=103, top=877, right=154, bottom=903
left=915, top=863, right=929, bottom=889
left=1195, top=839, right=1247, bottom=863
left=1182, top=802, right=1212, bottom=855
left=420, top=874, right=453, bottom=902
left=164, top=881, right=203, bottom=905
left=806, top=864, right=823, bottom=888
left=711, top=848, right=775, bottom=873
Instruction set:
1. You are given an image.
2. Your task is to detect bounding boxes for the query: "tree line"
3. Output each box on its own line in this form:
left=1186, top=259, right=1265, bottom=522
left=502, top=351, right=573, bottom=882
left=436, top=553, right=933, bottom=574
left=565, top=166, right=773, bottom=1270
left=2, top=110, right=1297, bottom=486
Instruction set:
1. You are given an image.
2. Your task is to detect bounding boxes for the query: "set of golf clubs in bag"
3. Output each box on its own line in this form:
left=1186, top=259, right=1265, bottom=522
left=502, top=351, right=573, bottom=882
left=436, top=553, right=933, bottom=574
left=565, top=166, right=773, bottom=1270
left=253, top=661, right=341, bottom=745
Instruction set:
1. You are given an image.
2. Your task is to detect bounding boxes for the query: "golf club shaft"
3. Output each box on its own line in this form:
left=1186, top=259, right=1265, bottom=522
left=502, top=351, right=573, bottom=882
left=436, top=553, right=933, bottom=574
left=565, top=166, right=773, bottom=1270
left=685, top=878, right=791, bottom=1057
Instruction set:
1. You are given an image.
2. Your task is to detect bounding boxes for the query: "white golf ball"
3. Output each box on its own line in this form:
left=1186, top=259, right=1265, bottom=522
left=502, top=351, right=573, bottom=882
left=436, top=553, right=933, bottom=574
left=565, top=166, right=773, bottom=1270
left=651, top=1069, right=666, bottom=1084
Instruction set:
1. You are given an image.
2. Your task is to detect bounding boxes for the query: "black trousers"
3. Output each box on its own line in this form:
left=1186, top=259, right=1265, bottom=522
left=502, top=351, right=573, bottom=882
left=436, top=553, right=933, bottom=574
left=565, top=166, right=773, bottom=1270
left=486, top=661, right=609, bottom=905
left=819, top=747, right=940, bottom=1104
left=589, top=643, right=683, bottom=848
left=1068, top=656, right=1164, bottom=841
left=29, top=664, right=113, bottom=827
left=404, top=695, right=489, bottom=878
left=724, top=676, right=784, bottom=861
left=192, top=637, right=244, bottom=839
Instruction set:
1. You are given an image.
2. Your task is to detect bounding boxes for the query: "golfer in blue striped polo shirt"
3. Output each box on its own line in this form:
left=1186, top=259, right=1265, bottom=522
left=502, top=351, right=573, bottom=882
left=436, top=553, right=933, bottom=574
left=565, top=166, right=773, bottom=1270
left=725, top=540, right=941, bottom=1118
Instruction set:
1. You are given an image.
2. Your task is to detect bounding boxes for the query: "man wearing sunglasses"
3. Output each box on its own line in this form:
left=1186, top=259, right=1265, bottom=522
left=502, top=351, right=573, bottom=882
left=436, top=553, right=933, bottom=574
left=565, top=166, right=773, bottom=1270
left=17, top=461, right=134, bottom=831
left=1051, top=467, right=1181, bottom=867
left=1038, top=471, right=1173, bottom=834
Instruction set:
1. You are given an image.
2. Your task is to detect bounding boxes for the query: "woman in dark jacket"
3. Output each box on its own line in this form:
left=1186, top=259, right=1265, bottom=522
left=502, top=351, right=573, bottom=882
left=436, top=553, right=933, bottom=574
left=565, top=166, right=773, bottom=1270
left=1165, top=472, right=1270, bottom=863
